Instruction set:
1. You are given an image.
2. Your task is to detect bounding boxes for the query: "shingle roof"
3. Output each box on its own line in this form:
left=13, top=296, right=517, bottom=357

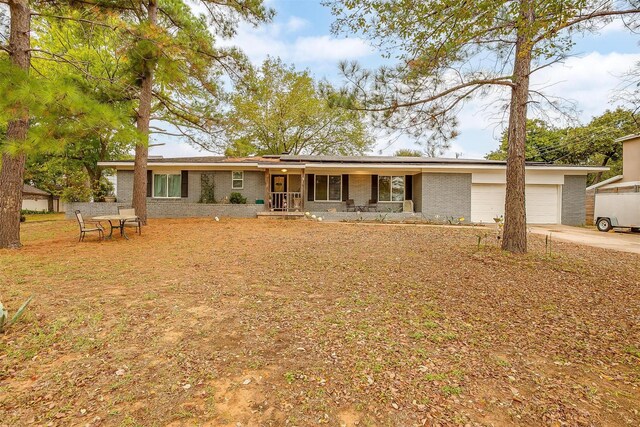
left=23, top=184, right=51, bottom=196
left=280, top=155, right=508, bottom=165
left=101, top=154, right=600, bottom=168
left=137, top=156, right=280, bottom=163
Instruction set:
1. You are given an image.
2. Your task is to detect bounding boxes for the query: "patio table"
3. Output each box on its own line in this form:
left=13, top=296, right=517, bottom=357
left=91, top=214, right=139, bottom=240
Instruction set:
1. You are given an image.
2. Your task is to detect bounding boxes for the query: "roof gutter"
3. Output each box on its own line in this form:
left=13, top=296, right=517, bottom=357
left=98, top=161, right=608, bottom=174
left=98, top=162, right=261, bottom=168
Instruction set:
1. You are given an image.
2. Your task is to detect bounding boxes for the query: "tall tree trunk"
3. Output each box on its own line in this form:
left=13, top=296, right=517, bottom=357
left=0, top=0, right=31, bottom=249
left=502, top=3, right=533, bottom=254
left=131, top=0, right=158, bottom=225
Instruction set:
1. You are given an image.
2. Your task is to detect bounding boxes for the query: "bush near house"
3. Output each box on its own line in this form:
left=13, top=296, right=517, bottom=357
left=229, top=192, right=247, bottom=204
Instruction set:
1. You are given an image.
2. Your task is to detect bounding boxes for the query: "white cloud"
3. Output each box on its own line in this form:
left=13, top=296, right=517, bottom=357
left=376, top=51, right=640, bottom=159
left=290, top=35, right=373, bottom=63
left=598, top=19, right=632, bottom=35
left=530, top=51, right=640, bottom=120
left=219, top=22, right=373, bottom=66
left=285, top=16, right=309, bottom=33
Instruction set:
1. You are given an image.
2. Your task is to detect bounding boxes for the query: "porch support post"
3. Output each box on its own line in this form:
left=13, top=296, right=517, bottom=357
left=300, top=170, right=305, bottom=210
left=264, top=169, right=270, bottom=211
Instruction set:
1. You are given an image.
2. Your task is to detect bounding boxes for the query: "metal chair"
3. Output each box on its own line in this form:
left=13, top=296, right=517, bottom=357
left=74, top=210, right=104, bottom=242
left=345, top=199, right=356, bottom=212
left=117, top=206, right=142, bottom=235
left=366, top=199, right=378, bottom=212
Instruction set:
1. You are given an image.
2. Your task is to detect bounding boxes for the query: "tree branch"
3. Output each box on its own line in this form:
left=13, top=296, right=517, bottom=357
left=355, top=76, right=515, bottom=112
left=535, top=8, right=640, bottom=43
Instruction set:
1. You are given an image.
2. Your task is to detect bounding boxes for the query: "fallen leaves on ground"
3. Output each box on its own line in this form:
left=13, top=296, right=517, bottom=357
left=0, top=218, right=638, bottom=426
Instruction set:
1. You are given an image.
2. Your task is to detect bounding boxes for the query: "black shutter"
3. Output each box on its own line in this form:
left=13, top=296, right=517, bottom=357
left=146, top=170, right=152, bottom=197
left=307, top=174, right=314, bottom=201
left=181, top=171, right=189, bottom=198
left=342, top=174, right=349, bottom=201
left=405, top=175, right=413, bottom=200
left=370, top=175, right=378, bottom=202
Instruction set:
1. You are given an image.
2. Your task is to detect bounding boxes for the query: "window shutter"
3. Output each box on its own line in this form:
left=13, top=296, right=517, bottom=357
left=146, top=170, right=152, bottom=197
left=342, top=174, right=349, bottom=201
left=181, top=171, right=189, bottom=198
left=405, top=175, right=413, bottom=200
left=370, top=175, right=378, bottom=202
left=307, top=174, right=314, bottom=201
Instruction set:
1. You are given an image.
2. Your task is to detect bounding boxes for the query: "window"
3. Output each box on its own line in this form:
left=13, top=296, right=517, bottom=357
left=153, top=173, right=181, bottom=198
left=315, top=175, right=341, bottom=201
left=232, top=171, right=244, bottom=189
left=379, top=175, right=405, bottom=202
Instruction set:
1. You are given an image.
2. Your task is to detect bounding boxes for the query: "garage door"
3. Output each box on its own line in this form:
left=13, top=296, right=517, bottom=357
left=526, top=185, right=560, bottom=224
left=471, top=184, right=560, bottom=224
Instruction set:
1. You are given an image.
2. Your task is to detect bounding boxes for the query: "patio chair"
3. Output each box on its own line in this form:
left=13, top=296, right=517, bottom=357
left=74, top=210, right=104, bottom=242
left=366, top=199, right=378, bottom=212
left=345, top=199, right=356, bottom=212
left=117, top=206, right=142, bottom=235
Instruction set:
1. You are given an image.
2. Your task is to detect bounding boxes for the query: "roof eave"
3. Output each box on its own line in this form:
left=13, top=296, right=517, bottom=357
left=586, top=174, right=624, bottom=190
left=614, top=133, right=640, bottom=143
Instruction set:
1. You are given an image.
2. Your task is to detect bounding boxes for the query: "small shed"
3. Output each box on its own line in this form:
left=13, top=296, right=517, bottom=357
left=22, top=184, right=60, bottom=212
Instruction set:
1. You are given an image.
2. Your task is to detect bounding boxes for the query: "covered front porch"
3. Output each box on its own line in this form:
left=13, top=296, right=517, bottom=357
left=263, top=167, right=419, bottom=214
left=264, top=167, right=305, bottom=213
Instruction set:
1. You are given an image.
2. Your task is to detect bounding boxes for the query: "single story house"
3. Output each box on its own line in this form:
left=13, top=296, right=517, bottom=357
left=90, top=155, right=605, bottom=225
left=22, top=184, right=60, bottom=212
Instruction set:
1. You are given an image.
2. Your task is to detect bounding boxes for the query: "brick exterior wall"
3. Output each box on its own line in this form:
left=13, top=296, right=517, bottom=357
left=116, top=170, right=265, bottom=204
left=421, top=173, right=472, bottom=221
left=303, top=173, right=403, bottom=212
left=562, top=175, right=586, bottom=226
left=116, top=170, right=133, bottom=203
left=65, top=202, right=264, bottom=219
left=350, top=175, right=370, bottom=206
left=208, top=170, right=265, bottom=203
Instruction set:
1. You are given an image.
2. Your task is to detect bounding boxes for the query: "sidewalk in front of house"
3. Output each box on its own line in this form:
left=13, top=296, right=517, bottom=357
left=529, top=225, right=640, bottom=255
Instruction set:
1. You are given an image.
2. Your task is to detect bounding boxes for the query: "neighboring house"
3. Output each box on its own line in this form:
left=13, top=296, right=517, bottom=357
left=92, top=155, right=604, bottom=225
left=586, top=133, right=640, bottom=224
left=22, top=184, right=60, bottom=212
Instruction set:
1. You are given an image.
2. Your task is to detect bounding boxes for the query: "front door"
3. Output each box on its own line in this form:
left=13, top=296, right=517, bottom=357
left=271, top=175, right=287, bottom=210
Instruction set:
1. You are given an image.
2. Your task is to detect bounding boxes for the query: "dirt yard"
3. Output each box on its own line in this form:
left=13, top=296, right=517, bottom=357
left=1, top=218, right=639, bottom=427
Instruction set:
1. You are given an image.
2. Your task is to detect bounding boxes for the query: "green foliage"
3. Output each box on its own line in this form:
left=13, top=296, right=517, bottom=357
left=393, top=149, right=423, bottom=157
left=199, top=174, right=217, bottom=204
left=325, top=0, right=640, bottom=151
left=24, top=156, right=93, bottom=202
left=229, top=192, right=247, bottom=204
left=93, top=178, right=115, bottom=201
left=0, top=296, right=33, bottom=334
left=0, top=60, right=136, bottom=156
left=486, top=109, right=639, bottom=184
left=21, top=209, right=57, bottom=215
left=101, top=0, right=275, bottom=149
left=222, top=57, right=373, bottom=156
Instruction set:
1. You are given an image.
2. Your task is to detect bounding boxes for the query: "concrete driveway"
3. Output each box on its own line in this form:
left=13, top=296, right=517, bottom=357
left=529, top=225, right=640, bottom=254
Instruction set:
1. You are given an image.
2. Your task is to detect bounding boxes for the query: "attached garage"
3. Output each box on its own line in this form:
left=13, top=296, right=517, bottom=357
left=471, top=184, right=560, bottom=224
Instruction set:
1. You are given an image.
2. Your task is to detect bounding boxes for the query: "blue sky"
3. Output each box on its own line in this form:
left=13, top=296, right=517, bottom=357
left=155, top=0, right=640, bottom=159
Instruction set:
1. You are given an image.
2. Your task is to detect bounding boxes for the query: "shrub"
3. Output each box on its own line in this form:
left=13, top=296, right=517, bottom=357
left=199, top=174, right=216, bottom=203
left=93, top=177, right=115, bottom=201
left=229, top=192, right=247, bottom=204
left=21, top=209, right=56, bottom=215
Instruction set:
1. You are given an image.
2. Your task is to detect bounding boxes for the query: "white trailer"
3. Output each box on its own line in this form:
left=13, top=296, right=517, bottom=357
left=594, top=184, right=640, bottom=232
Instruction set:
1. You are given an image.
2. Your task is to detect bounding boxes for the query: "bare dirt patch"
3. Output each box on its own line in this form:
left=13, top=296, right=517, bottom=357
left=1, top=218, right=639, bottom=426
